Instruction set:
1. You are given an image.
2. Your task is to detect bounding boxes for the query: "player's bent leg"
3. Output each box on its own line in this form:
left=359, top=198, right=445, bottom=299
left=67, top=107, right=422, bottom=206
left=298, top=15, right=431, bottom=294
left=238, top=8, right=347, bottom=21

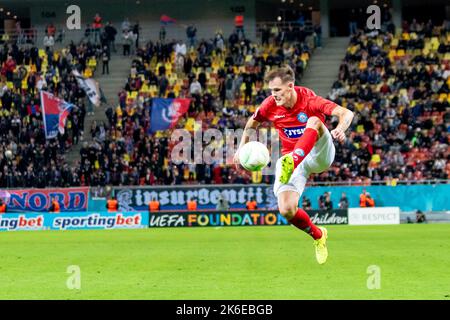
left=305, top=116, right=324, bottom=137
left=279, top=117, right=323, bottom=184
left=278, top=191, right=323, bottom=240
left=277, top=190, right=300, bottom=220
left=302, top=122, right=336, bottom=175
left=275, top=166, right=329, bottom=265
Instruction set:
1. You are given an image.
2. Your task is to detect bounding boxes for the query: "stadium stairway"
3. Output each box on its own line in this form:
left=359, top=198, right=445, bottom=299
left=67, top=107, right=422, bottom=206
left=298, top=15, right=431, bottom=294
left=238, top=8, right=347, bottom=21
left=66, top=52, right=134, bottom=165
left=299, top=37, right=349, bottom=98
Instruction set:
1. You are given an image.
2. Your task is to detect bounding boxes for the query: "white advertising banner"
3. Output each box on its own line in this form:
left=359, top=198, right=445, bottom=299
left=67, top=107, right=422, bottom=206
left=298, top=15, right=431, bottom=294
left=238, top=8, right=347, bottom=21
left=348, top=207, right=400, bottom=226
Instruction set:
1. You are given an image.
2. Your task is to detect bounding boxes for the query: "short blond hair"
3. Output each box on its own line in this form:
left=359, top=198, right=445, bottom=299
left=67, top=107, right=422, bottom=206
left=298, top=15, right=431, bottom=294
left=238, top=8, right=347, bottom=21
left=264, top=65, right=295, bottom=83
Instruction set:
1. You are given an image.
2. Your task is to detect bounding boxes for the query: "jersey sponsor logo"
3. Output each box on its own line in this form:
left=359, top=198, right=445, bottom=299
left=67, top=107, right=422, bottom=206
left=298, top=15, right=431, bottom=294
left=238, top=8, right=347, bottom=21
left=274, top=114, right=286, bottom=119
left=297, top=112, right=308, bottom=123
left=282, top=126, right=306, bottom=138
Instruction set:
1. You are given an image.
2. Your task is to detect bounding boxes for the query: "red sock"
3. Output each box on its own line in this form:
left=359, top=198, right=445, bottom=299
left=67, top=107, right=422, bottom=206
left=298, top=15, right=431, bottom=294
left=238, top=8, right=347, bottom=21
left=292, top=128, right=318, bottom=168
left=288, top=208, right=323, bottom=240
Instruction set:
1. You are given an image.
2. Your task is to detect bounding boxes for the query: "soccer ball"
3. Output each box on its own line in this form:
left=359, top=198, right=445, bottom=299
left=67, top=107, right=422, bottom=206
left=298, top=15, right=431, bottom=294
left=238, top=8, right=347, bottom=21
left=238, top=141, right=270, bottom=171
left=5, top=150, right=12, bottom=159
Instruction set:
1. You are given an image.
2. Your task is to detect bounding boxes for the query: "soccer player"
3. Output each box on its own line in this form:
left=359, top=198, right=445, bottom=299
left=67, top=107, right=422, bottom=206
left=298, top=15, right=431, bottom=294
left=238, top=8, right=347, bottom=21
left=234, top=66, right=354, bottom=264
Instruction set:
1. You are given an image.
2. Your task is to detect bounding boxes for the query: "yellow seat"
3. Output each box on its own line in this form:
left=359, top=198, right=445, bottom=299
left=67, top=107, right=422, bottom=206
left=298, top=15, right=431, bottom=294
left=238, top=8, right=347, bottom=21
left=38, top=49, right=46, bottom=58
left=391, top=38, right=399, bottom=48
left=371, top=154, right=381, bottom=163
left=129, top=91, right=138, bottom=99
left=359, top=60, right=368, bottom=70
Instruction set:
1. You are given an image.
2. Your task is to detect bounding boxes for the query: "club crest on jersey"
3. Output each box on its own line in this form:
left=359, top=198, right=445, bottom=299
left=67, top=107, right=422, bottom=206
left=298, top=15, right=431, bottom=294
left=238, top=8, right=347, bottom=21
left=297, top=112, right=308, bottom=123
left=282, top=126, right=306, bottom=138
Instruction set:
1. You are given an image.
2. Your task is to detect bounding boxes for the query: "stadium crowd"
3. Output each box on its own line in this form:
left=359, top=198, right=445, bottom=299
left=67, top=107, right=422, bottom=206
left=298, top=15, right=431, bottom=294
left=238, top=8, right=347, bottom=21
left=0, top=40, right=101, bottom=188
left=74, top=27, right=312, bottom=187
left=0, top=17, right=448, bottom=189
left=324, top=19, right=449, bottom=185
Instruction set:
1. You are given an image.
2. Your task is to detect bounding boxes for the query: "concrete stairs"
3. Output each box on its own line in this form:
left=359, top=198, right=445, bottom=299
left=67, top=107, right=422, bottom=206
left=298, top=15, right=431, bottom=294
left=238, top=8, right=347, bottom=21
left=66, top=52, right=133, bottom=165
left=300, top=37, right=349, bottom=98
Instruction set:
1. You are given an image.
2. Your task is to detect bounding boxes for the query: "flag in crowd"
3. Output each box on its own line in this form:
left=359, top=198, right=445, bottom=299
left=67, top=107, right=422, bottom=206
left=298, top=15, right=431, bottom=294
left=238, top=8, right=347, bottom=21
left=160, top=14, right=177, bottom=25
left=150, top=98, right=191, bottom=133
left=40, top=91, right=77, bottom=139
left=71, top=69, right=102, bottom=107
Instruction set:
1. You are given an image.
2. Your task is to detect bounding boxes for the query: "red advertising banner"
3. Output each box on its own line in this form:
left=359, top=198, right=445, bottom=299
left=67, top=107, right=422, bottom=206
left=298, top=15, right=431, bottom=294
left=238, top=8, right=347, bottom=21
left=0, top=188, right=89, bottom=212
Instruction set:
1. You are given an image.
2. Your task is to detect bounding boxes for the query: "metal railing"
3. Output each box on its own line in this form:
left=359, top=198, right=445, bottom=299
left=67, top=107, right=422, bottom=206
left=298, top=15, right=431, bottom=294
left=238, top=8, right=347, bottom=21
left=0, top=28, right=39, bottom=45
left=255, top=20, right=314, bottom=37
left=305, top=179, right=450, bottom=186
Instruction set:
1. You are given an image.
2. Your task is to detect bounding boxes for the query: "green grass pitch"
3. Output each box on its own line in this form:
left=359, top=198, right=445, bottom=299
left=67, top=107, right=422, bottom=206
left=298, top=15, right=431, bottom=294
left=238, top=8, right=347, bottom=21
left=1, top=224, right=449, bottom=300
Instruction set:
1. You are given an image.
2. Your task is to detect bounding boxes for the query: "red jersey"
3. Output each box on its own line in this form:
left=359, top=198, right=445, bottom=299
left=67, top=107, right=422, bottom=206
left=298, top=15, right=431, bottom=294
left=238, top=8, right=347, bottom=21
left=253, top=86, right=337, bottom=155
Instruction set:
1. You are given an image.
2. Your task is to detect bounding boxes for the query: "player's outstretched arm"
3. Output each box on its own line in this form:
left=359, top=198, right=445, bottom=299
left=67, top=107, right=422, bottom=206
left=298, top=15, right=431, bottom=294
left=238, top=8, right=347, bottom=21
left=233, top=117, right=261, bottom=168
left=330, top=106, right=354, bottom=143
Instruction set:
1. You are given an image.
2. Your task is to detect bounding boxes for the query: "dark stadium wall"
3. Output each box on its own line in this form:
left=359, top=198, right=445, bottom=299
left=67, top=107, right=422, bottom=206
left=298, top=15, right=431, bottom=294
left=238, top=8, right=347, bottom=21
left=26, top=0, right=257, bottom=42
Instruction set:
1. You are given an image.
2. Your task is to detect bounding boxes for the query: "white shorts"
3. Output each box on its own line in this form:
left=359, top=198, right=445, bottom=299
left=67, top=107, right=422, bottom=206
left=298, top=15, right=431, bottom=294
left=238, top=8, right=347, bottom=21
left=273, top=128, right=335, bottom=197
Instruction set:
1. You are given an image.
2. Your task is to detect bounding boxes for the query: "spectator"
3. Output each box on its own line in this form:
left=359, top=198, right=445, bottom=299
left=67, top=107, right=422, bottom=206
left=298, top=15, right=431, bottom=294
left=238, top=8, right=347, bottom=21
left=122, top=30, right=133, bottom=56
left=187, top=198, right=197, bottom=211
left=359, top=189, right=368, bottom=207
left=318, top=192, right=327, bottom=209
left=102, top=46, right=110, bottom=75
left=338, top=192, right=349, bottom=209
left=246, top=197, right=257, bottom=210
left=302, top=195, right=312, bottom=210
left=48, top=197, right=60, bottom=213
left=261, top=24, right=270, bottom=46
left=234, top=14, right=245, bottom=39
left=365, top=193, right=375, bottom=207
left=121, top=17, right=131, bottom=33
left=92, top=13, right=103, bottom=44
left=46, top=23, right=56, bottom=37
left=324, top=192, right=333, bottom=210
left=84, top=23, right=92, bottom=42
left=104, top=22, right=118, bottom=53
left=360, top=190, right=375, bottom=207
left=0, top=198, right=6, bottom=213
left=106, top=195, right=118, bottom=212
left=216, top=194, right=230, bottom=210
left=416, top=210, right=427, bottom=223
left=313, top=23, right=322, bottom=49
left=148, top=197, right=160, bottom=212
left=190, top=78, right=202, bottom=95
left=349, top=9, right=358, bottom=35
left=174, top=40, right=187, bottom=58
left=133, top=21, right=140, bottom=49
left=186, top=24, right=197, bottom=48
left=43, top=33, right=54, bottom=52
left=159, top=26, right=166, bottom=42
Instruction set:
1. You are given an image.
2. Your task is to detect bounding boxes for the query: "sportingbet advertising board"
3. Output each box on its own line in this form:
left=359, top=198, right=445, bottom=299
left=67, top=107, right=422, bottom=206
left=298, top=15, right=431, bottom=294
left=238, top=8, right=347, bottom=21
left=0, top=212, right=149, bottom=231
